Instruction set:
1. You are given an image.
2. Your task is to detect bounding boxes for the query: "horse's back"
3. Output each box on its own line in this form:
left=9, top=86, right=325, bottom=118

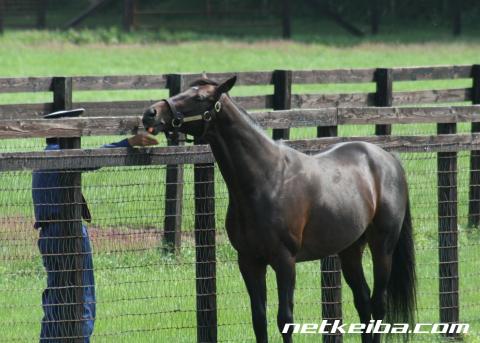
left=314, top=141, right=408, bottom=214
left=314, top=141, right=406, bottom=188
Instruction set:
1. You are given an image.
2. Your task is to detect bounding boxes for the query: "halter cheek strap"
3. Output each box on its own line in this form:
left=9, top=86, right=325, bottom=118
left=162, top=99, right=222, bottom=142
left=164, top=97, right=183, bottom=128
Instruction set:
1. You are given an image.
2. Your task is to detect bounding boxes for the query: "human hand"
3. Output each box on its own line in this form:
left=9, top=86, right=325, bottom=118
left=128, top=133, right=159, bottom=147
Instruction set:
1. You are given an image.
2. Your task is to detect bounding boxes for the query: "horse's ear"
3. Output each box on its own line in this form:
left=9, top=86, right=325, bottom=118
left=215, top=76, right=237, bottom=97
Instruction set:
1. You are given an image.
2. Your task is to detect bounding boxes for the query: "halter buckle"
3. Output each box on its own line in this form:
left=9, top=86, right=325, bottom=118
left=171, top=117, right=183, bottom=128
left=214, top=101, right=222, bottom=113
left=203, top=111, right=213, bottom=122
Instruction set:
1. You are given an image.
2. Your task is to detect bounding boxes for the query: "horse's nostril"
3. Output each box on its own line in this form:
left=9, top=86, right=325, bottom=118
left=145, top=108, right=157, bottom=118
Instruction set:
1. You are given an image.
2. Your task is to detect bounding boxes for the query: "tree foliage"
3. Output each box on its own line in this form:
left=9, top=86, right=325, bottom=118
left=137, top=0, right=480, bottom=22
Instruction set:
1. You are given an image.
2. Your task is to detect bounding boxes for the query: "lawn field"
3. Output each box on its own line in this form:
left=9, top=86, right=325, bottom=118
left=1, top=30, right=480, bottom=342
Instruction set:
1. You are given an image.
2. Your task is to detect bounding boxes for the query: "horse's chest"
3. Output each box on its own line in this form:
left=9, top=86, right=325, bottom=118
left=225, top=208, right=276, bottom=257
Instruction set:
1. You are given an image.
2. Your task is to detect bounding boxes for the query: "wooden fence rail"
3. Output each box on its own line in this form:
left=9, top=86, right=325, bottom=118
left=3, top=133, right=480, bottom=171
left=1, top=65, right=479, bottom=342
left=0, top=65, right=475, bottom=93
left=2, top=105, right=480, bottom=139
left=0, top=65, right=476, bottom=124
left=1, top=87, right=473, bottom=118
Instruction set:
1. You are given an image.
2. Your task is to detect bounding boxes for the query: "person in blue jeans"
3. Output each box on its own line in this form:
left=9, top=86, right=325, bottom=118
left=33, top=131, right=157, bottom=342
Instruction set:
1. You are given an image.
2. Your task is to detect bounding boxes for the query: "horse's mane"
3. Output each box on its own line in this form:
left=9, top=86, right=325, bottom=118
left=190, top=78, right=271, bottom=140
left=189, top=78, right=219, bottom=87
left=191, top=78, right=263, bottom=126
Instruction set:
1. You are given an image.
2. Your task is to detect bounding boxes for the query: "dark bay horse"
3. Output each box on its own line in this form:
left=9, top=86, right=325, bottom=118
left=142, top=76, right=416, bottom=343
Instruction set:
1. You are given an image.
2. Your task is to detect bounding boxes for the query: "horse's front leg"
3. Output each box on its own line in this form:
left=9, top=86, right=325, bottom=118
left=272, top=250, right=296, bottom=343
left=239, top=254, right=268, bottom=343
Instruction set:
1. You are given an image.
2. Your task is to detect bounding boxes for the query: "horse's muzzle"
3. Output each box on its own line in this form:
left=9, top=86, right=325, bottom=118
left=142, top=108, right=162, bottom=135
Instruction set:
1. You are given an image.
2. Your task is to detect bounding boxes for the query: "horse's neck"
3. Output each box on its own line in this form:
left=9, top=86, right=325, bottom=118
left=207, top=97, right=280, bottom=195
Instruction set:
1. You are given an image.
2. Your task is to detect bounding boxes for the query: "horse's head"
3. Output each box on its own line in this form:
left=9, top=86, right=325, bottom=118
left=142, top=76, right=237, bottom=138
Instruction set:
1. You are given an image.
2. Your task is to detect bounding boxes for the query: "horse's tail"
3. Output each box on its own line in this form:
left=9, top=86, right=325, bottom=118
left=386, top=197, right=417, bottom=325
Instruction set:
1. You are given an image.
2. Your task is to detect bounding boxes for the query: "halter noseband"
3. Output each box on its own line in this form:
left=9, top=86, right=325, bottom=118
left=162, top=98, right=222, bottom=142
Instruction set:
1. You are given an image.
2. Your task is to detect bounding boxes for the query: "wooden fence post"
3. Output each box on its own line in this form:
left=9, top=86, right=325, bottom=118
left=374, top=68, right=393, bottom=135
left=468, top=65, right=480, bottom=227
left=371, top=0, right=380, bottom=34
left=37, top=0, right=47, bottom=29
left=437, top=121, right=459, bottom=338
left=452, top=0, right=462, bottom=36
left=163, top=74, right=185, bottom=254
left=318, top=125, right=342, bottom=343
left=123, top=0, right=135, bottom=32
left=272, top=70, right=292, bottom=140
left=0, top=0, right=5, bottom=34
left=52, top=77, right=84, bottom=342
left=194, top=137, right=217, bottom=343
left=281, top=0, right=292, bottom=38
left=206, top=0, right=212, bottom=18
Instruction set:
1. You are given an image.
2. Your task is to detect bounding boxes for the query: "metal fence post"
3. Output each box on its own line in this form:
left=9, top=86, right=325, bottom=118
left=194, top=136, right=217, bottom=342
left=374, top=68, right=393, bottom=135
left=52, top=77, right=84, bottom=342
left=437, top=120, right=459, bottom=338
left=272, top=70, right=292, bottom=140
left=318, top=125, right=342, bottom=343
left=468, top=65, right=480, bottom=227
left=163, top=74, right=185, bottom=254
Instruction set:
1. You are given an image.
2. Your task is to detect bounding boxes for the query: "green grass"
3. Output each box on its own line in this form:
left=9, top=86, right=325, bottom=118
left=1, top=30, right=480, bottom=341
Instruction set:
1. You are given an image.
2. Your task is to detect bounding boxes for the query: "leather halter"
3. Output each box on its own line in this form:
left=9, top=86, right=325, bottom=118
left=162, top=98, right=222, bottom=142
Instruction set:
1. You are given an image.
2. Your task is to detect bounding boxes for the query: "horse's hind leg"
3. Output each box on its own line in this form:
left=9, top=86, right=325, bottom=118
left=339, top=237, right=372, bottom=343
left=239, top=254, right=268, bottom=343
left=368, top=221, right=398, bottom=343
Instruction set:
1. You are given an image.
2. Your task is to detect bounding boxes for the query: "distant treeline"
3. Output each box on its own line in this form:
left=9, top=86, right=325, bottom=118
left=136, top=0, right=479, bottom=21
left=308, top=0, right=479, bottom=22
left=130, top=0, right=478, bottom=37
left=8, top=0, right=476, bottom=36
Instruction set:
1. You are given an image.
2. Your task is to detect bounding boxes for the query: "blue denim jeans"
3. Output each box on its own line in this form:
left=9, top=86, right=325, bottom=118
left=38, top=224, right=96, bottom=342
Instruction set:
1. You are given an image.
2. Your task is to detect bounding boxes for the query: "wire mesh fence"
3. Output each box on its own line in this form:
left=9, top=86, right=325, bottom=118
left=1, top=140, right=480, bottom=342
